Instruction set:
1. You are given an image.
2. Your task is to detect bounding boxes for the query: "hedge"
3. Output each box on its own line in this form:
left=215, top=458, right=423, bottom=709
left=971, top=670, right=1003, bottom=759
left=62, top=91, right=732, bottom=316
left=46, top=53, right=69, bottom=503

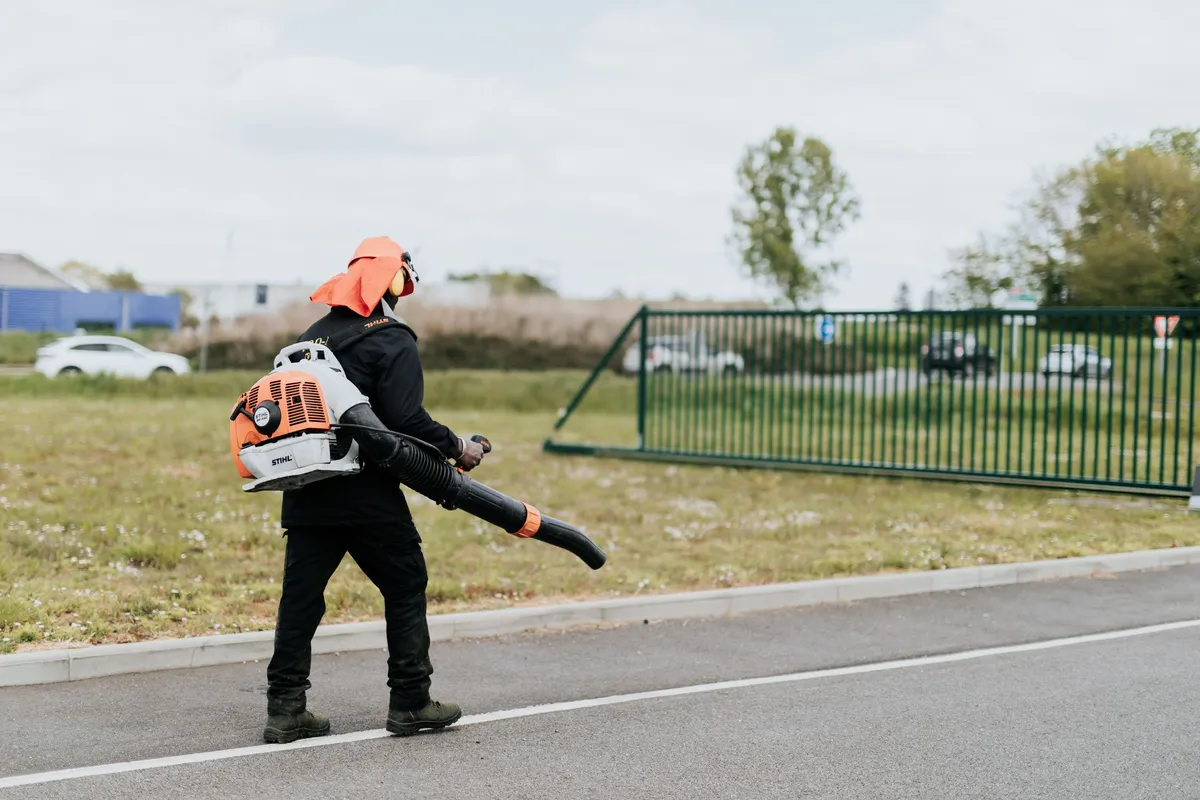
left=0, top=330, right=172, bottom=366
left=0, top=369, right=637, bottom=414
left=743, top=339, right=877, bottom=375
left=174, top=331, right=611, bottom=372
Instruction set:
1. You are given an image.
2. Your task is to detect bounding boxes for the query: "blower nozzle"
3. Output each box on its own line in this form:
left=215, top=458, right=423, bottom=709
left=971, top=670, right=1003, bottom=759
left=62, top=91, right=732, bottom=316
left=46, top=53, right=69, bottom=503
left=341, top=404, right=607, bottom=571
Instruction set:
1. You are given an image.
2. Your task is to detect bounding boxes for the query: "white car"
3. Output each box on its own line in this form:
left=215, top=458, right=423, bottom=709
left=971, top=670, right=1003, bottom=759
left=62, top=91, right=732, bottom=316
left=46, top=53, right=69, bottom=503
left=622, top=335, right=745, bottom=375
left=1040, top=344, right=1112, bottom=379
left=34, top=336, right=191, bottom=379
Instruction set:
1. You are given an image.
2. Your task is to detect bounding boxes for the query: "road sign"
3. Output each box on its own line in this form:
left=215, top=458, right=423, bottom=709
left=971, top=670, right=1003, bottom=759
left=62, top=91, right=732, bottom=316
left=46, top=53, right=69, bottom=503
left=814, top=315, right=837, bottom=344
left=1154, top=315, right=1180, bottom=338
left=1004, top=290, right=1039, bottom=311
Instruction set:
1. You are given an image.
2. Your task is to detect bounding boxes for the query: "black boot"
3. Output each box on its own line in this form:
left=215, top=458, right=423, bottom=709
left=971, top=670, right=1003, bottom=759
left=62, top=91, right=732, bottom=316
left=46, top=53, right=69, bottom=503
left=386, top=698, right=462, bottom=737
left=264, top=696, right=331, bottom=745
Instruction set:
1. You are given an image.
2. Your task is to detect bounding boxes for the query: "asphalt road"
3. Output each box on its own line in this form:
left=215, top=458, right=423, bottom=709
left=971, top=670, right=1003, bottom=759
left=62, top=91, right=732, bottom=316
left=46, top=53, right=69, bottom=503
left=4, top=565, right=1200, bottom=799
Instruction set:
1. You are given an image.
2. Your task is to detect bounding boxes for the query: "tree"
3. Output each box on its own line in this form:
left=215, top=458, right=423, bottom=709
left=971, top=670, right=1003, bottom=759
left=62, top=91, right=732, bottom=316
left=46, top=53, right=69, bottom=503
left=947, top=127, right=1200, bottom=307
left=893, top=282, right=912, bottom=311
left=1009, top=170, right=1079, bottom=306
left=105, top=269, right=143, bottom=292
left=1068, top=139, right=1200, bottom=306
left=171, top=288, right=201, bottom=329
left=58, top=261, right=145, bottom=292
left=942, top=235, right=1016, bottom=309
left=58, top=261, right=109, bottom=290
left=729, top=127, right=861, bottom=307
left=448, top=269, right=557, bottom=297
left=1133, top=126, right=1198, bottom=168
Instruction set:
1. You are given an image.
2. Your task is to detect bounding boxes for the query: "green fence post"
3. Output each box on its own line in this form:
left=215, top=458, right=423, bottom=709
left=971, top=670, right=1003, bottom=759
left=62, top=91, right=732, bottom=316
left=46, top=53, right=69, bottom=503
left=637, top=306, right=648, bottom=451
left=550, top=305, right=644, bottom=433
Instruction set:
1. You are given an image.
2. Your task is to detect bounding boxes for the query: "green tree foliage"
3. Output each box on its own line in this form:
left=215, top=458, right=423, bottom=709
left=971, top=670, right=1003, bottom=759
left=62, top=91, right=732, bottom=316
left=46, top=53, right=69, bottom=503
left=58, top=260, right=109, bottom=289
left=943, top=235, right=1015, bottom=308
left=729, top=127, right=861, bottom=307
left=1066, top=137, right=1200, bottom=306
left=58, top=261, right=145, bottom=292
left=893, top=282, right=912, bottom=311
left=170, top=288, right=201, bottom=329
left=448, top=269, right=557, bottom=297
left=945, top=127, right=1200, bottom=307
left=105, top=269, right=143, bottom=292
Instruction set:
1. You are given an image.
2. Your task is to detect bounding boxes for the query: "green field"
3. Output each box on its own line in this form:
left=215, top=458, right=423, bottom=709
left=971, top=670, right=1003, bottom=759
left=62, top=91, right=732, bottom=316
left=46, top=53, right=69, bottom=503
left=0, top=370, right=1197, bottom=655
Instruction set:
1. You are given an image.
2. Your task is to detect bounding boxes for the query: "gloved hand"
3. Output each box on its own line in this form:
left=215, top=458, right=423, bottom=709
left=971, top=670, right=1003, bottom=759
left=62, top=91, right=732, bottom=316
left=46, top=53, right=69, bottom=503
left=455, top=436, right=488, bottom=472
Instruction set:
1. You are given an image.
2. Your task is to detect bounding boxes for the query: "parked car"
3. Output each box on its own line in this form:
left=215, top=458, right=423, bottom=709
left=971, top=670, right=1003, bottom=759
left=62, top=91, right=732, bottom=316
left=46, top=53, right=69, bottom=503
left=34, top=336, right=191, bottom=379
left=622, top=334, right=745, bottom=376
left=1040, top=344, right=1112, bottom=379
left=920, top=332, right=998, bottom=378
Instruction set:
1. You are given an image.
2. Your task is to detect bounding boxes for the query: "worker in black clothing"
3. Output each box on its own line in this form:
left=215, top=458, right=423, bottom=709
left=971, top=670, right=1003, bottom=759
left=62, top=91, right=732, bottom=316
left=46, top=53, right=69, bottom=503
left=263, top=236, right=486, bottom=744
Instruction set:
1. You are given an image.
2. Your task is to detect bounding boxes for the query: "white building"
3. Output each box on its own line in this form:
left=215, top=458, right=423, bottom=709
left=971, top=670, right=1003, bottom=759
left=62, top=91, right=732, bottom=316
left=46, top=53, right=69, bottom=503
left=142, top=281, right=316, bottom=323
left=143, top=278, right=491, bottom=322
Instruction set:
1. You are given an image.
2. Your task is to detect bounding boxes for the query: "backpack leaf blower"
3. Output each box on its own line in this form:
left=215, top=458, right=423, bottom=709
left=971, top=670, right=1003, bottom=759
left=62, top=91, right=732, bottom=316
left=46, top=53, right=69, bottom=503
left=229, top=343, right=607, bottom=571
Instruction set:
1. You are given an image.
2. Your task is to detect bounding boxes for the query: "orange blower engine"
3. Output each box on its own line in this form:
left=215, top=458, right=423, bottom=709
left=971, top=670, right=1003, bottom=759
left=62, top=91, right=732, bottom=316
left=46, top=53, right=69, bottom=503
left=229, top=343, right=606, bottom=571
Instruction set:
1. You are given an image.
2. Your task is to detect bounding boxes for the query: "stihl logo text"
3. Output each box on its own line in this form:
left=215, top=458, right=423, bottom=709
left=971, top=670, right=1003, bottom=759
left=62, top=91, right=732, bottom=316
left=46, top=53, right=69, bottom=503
left=272, top=456, right=294, bottom=467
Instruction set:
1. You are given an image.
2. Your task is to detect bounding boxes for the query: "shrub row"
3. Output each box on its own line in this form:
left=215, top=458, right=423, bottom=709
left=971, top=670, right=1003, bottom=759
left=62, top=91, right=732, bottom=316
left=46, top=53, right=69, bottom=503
left=2, top=329, right=882, bottom=376
left=175, top=331, right=612, bottom=372
left=0, top=330, right=171, bottom=365
left=744, top=340, right=877, bottom=375
left=0, top=332, right=57, bottom=365
left=2, top=329, right=882, bottom=375
left=0, top=369, right=638, bottom=414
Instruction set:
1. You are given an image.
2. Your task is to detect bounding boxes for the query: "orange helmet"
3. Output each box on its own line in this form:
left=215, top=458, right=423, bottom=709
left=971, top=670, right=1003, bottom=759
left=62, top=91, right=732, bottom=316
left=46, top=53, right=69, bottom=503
left=310, top=236, right=419, bottom=317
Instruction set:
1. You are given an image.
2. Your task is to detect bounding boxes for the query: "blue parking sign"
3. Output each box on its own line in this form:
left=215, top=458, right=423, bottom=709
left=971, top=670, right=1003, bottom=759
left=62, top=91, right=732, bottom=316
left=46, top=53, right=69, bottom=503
left=816, top=315, right=836, bottom=344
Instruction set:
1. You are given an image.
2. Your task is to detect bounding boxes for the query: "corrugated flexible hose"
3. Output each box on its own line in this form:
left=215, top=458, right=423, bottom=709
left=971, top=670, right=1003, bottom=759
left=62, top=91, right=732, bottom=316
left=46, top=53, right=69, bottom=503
left=340, top=404, right=607, bottom=570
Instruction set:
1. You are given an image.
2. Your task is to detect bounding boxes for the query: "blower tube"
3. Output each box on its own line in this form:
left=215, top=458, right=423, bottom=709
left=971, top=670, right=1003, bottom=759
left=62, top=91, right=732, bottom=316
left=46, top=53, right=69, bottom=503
left=340, top=403, right=607, bottom=571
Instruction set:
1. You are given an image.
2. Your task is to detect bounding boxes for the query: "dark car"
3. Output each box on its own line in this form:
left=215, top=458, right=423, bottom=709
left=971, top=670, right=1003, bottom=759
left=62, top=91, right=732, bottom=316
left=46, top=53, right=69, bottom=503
left=921, top=332, right=998, bottom=378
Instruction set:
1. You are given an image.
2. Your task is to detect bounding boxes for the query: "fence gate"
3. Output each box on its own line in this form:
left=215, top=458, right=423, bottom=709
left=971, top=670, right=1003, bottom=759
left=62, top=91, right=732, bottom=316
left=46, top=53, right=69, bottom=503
left=543, top=307, right=1200, bottom=496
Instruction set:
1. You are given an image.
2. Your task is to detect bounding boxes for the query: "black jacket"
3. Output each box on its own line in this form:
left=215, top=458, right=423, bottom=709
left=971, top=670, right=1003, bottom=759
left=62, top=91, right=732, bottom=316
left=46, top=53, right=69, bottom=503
left=280, top=305, right=461, bottom=533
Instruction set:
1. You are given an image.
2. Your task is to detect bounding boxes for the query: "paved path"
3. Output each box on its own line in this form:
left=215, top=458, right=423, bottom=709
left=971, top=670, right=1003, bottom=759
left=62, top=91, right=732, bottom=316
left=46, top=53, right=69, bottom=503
left=3, top=565, right=1200, bottom=799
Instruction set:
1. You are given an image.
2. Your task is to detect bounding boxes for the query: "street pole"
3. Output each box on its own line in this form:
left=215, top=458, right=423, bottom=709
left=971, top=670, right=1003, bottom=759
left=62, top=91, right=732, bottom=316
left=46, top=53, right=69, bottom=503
left=199, top=287, right=212, bottom=373
left=1160, top=330, right=1167, bottom=378
left=203, top=231, right=234, bottom=375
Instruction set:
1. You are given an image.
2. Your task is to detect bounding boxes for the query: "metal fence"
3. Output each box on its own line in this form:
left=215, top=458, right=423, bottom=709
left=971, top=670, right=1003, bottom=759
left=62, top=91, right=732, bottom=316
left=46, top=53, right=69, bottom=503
left=544, top=307, right=1200, bottom=496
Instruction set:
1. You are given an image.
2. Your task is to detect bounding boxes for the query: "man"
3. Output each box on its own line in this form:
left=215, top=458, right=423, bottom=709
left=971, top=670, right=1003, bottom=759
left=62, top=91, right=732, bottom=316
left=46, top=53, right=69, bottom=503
left=263, top=236, right=486, bottom=744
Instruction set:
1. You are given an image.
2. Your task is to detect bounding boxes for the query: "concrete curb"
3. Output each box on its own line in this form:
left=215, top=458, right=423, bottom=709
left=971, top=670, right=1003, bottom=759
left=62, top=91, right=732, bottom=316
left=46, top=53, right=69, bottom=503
left=4, top=545, right=1200, bottom=688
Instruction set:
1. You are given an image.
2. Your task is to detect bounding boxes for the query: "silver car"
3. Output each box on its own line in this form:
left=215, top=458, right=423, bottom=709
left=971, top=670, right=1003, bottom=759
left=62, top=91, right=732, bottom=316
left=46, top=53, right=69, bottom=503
left=1040, top=345, right=1112, bottom=379
left=622, top=335, right=745, bottom=376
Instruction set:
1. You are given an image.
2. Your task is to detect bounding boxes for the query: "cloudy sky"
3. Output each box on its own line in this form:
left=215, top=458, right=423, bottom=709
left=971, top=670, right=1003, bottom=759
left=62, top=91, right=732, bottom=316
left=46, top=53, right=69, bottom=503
left=1, top=0, right=1196, bottom=308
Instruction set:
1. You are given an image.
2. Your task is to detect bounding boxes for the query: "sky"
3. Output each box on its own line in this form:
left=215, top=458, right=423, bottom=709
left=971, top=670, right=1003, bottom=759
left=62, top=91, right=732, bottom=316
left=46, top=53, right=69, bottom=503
left=1, top=0, right=1197, bottom=308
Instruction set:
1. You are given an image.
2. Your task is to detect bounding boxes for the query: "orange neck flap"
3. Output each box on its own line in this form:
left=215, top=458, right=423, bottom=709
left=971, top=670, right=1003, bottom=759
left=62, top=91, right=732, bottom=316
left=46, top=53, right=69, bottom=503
left=310, top=236, right=414, bottom=317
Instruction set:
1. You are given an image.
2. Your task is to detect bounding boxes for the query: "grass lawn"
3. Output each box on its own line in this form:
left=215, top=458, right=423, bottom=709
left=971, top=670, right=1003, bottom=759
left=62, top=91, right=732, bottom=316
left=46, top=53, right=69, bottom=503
left=1, top=393, right=1197, bottom=655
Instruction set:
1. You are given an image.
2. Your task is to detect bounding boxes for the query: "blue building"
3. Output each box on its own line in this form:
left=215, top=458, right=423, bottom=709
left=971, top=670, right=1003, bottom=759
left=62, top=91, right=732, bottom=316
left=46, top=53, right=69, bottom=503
left=0, top=253, right=181, bottom=333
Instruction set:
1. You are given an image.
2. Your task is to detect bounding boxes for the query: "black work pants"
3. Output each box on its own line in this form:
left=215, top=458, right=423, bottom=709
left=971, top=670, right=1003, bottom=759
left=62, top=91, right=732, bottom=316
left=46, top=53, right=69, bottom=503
left=266, top=525, right=432, bottom=712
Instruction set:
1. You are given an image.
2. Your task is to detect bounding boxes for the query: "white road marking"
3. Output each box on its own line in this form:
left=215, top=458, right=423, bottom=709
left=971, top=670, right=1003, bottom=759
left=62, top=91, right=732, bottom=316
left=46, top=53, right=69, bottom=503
left=3, top=617, right=1199, bottom=790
